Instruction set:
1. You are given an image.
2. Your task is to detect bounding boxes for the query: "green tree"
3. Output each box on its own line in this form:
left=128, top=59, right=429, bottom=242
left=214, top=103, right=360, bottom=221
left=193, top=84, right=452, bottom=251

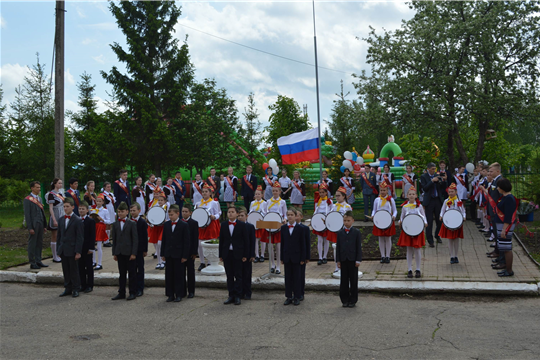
left=239, top=92, right=262, bottom=165
left=354, top=1, right=540, bottom=169
left=101, top=1, right=194, bottom=177
left=265, top=95, right=311, bottom=167
left=327, top=80, right=358, bottom=157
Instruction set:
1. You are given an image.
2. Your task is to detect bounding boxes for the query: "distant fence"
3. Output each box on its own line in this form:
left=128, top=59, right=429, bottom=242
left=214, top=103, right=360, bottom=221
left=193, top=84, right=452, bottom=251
left=503, top=172, right=540, bottom=200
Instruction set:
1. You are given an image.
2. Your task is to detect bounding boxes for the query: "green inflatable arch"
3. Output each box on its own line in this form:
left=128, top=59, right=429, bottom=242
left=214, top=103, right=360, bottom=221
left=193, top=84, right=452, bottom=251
left=380, top=142, right=403, bottom=159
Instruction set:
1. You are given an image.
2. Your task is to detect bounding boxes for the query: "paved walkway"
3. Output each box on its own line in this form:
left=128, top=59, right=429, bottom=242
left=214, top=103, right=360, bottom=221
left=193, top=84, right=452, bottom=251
left=7, top=221, right=540, bottom=283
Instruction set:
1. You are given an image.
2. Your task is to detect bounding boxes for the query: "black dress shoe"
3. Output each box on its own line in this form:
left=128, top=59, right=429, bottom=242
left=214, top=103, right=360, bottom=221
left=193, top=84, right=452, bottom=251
left=299, top=295, right=304, bottom=301
left=284, top=298, right=292, bottom=305
left=436, top=237, right=442, bottom=244
left=385, top=257, right=390, bottom=263
left=84, top=287, right=93, bottom=293
left=415, top=270, right=422, bottom=278
left=30, top=264, right=41, bottom=269
left=450, top=257, right=455, bottom=264
left=275, top=270, right=281, bottom=274
left=52, top=259, right=62, bottom=263
left=454, top=257, right=459, bottom=264
left=342, top=303, right=349, bottom=307
left=166, top=296, right=174, bottom=302
left=174, top=297, right=182, bottom=302
left=37, top=262, right=49, bottom=267
left=322, top=258, right=327, bottom=264
left=498, top=270, right=514, bottom=277
left=380, top=257, right=385, bottom=263
left=244, top=295, right=251, bottom=300
left=490, top=243, right=496, bottom=248
left=103, top=242, right=112, bottom=247
left=187, top=293, right=194, bottom=298
left=234, top=297, right=241, bottom=305
left=259, top=257, right=265, bottom=263
left=429, top=243, right=435, bottom=248
left=111, top=294, right=126, bottom=300
left=486, top=238, right=495, bottom=242
left=348, top=303, right=356, bottom=308
left=224, top=297, right=235, bottom=304
left=317, top=260, right=323, bottom=265
left=407, top=270, right=413, bottom=278
left=270, top=268, right=275, bottom=273
left=136, top=291, right=143, bottom=297
left=59, top=290, right=72, bottom=297
left=126, top=294, right=136, bottom=301
left=293, top=299, right=300, bottom=305
left=198, top=263, right=206, bottom=271
left=72, top=291, right=79, bottom=298
left=94, top=265, right=103, bottom=271
left=254, top=257, right=259, bottom=263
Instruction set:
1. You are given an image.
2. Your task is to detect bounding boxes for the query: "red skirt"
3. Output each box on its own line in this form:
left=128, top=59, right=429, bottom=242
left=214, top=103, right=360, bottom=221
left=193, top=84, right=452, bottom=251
left=199, top=219, right=221, bottom=240
left=397, top=231, right=425, bottom=248
left=268, top=231, right=281, bottom=244
left=149, top=225, right=163, bottom=244
left=326, top=231, right=337, bottom=243
left=312, top=229, right=327, bottom=237
left=96, top=222, right=108, bottom=242
left=373, top=222, right=396, bottom=236
left=438, top=224, right=463, bottom=239
left=256, top=229, right=269, bottom=243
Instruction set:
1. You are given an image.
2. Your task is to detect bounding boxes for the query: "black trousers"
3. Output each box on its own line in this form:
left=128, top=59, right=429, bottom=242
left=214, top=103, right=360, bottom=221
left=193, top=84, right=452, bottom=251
left=243, top=195, right=254, bottom=211
left=339, top=260, right=359, bottom=304
left=28, top=224, right=44, bottom=266
left=78, top=252, right=94, bottom=290
left=363, top=193, right=376, bottom=217
left=185, top=257, right=196, bottom=295
left=223, top=250, right=243, bottom=297
left=425, top=198, right=442, bottom=244
left=136, top=252, right=145, bottom=292
left=165, top=257, right=186, bottom=298
left=284, top=262, right=301, bottom=299
left=61, top=255, right=81, bottom=291
left=470, top=201, right=477, bottom=221
left=242, top=261, right=252, bottom=297
left=117, top=254, right=137, bottom=295
left=301, top=263, right=306, bottom=296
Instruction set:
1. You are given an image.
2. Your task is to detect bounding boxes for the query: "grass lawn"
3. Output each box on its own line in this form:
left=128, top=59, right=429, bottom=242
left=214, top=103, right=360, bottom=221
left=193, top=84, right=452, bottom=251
left=0, top=205, right=25, bottom=229
left=0, top=246, right=52, bottom=270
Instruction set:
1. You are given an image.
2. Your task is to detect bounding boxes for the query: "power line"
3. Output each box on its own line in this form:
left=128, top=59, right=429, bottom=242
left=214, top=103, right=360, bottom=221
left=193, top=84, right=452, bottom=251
left=177, top=23, right=353, bottom=75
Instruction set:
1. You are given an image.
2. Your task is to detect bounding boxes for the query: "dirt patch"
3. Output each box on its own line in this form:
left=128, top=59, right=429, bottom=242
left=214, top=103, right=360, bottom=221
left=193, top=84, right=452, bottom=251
left=0, top=228, right=52, bottom=249
left=308, top=226, right=407, bottom=261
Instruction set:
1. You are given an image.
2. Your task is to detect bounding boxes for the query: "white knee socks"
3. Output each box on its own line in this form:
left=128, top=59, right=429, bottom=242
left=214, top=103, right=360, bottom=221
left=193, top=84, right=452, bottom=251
left=407, top=247, right=414, bottom=271
left=156, top=241, right=162, bottom=264
left=407, top=247, right=422, bottom=271
left=97, top=242, right=103, bottom=266
left=275, top=243, right=281, bottom=271
left=379, top=237, right=392, bottom=257
left=317, top=235, right=325, bottom=260
left=385, top=237, right=392, bottom=257
left=451, top=239, right=460, bottom=258
left=323, top=239, right=329, bottom=259
left=198, top=241, right=205, bottom=265
left=255, top=239, right=260, bottom=258
left=51, top=242, right=60, bottom=261
left=105, top=230, right=110, bottom=244
left=260, top=242, right=266, bottom=259
left=269, top=244, right=275, bottom=269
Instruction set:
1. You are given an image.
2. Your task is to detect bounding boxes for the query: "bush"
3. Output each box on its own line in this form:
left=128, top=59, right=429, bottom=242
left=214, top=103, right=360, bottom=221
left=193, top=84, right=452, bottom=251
left=0, top=177, right=31, bottom=205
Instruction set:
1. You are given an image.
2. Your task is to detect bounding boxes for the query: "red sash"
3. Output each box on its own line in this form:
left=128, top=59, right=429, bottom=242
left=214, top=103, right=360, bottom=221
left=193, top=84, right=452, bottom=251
left=115, top=180, right=129, bottom=195
left=103, top=192, right=115, bottom=206
left=383, top=174, right=393, bottom=196
left=225, top=176, right=236, bottom=196
left=25, top=195, right=44, bottom=210
left=146, top=182, right=156, bottom=192
left=341, top=177, right=352, bottom=189
left=485, top=192, right=518, bottom=224
left=173, top=179, right=184, bottom=195
left=67, top=189, right=80, bottom=207
left=292, top=180, right=303, bottom=193
left=361, top=172, right=378, bottom=195
left=403, top=173, right=415, bottom=186
left=135, top=187, right=146, bottom=198
left=264, top=175, right=273, bottom=187
left=243, top=175, right=254, bottom=191
left=165, top=185, right=176, bottom=195
left=455, top=174, right=467, bottom=187
left=85, top=192, right=97, bottom=206
left=52, top=191, right=65, bottom=202
left=193, top=181, right=202, bottom=194
left=207, top=176, right=218, bottom=192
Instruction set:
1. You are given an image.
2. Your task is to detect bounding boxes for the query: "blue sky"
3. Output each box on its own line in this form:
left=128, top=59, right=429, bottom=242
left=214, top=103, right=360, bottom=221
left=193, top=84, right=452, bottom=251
left=1, top=1, right=414, bottom=132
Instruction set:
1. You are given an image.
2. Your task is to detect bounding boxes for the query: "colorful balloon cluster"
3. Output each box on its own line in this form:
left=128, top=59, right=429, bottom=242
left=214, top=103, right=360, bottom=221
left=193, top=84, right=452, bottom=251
left=262, top=158, right=279, bottom=175
left=340, top=151, right=364, bottom=174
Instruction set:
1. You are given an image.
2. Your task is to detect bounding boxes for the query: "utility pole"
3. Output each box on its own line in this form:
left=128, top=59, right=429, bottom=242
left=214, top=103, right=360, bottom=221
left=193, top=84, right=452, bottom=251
left=54, top=1, right=65, bottom=183
left=312, top=0, right=323, bottom=181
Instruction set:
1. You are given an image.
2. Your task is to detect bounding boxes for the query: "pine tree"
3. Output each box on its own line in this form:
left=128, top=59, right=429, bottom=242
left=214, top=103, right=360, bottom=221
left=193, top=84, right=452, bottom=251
left=240, top=92, right=262, bottom=164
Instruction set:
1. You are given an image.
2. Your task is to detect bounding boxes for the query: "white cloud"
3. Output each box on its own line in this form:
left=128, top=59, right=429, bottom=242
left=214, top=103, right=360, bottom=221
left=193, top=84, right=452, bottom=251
left=82, top=22, right=117, bottom=31
left=0, top=15, right=6, bottom=28
left=92, top=54, right=105, bottom=64
left=65, top=68, right=75, bottom=85
left=76, top=6, right=86, bottom=18
left=81, top=38, right=96, bottom=45
left=0, top=63, right=30, bottom=105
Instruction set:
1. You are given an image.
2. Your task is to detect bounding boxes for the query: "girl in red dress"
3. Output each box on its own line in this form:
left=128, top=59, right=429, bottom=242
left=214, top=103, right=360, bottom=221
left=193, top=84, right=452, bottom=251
left=148, top=193, right=169, bottom=270
left=397, top=187, right=427, bottom=278
left=371, top=182, right=397, bottom=264
left=439, top=183, right=466, bottom=264
left=90, top=194, right=111, bottom=270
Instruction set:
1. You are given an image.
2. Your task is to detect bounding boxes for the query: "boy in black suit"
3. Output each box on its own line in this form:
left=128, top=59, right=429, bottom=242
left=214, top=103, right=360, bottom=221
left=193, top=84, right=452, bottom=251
left=295, top=208, right=310, bottom=301
left=281, top=208, right=306, bottom=306
left=57, top=198, right=84, bottom=298
left=65, top=177, right=81, bottom=216
left=161, top=205, right=191, bottom=302
left=336, top=211, right=362, bottom=308
left=78, top=201, right=96, bottom=293
left=111, top=202, right=138, bottom=301
left=114, top=169, right=131, bottom=209
left=130, top=202, right=148, bottom=297
left=237, top=206, right=256, bottom=300
left=182, top=204, right=199, bottom=298
left=219, top=207, right=249, bottom=305
left=241, top=165, right=258, bottom=210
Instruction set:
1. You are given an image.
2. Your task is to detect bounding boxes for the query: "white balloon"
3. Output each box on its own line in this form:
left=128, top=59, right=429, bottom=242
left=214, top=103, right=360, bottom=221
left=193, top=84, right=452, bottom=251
left=356, top=157, right=364, bottom=165
left=466, top=163, right=475, bottom=173
left=273, top=166, right=279, bottom=175
left=344, top=151, right=353, bottom=160
left=269, top=159, right=277, bottom=167
left=342, top=160, right=350, bottom=168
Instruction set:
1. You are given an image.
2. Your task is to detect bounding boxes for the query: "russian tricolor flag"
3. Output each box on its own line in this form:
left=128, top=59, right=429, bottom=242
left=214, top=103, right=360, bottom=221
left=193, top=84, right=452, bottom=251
left=277, top=128, right=320, bottom=165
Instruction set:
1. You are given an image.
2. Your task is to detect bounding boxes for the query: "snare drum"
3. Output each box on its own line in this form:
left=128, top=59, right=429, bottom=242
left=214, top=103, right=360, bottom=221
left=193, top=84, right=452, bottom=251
left=247, top=211, right=264, bottom=229
left=192, top=208, right=211, bottom=228
left=326, top=211, right=344, bottom=233
left=263, top=212, right=283, bottom=233
left=146, top=206, right=166, bottom=226
left=442, top=209, right=464, bottom=230
left=373, top=210, right=393, bottom=230
left=311, top=213, right=327, bottom=232
left=402, top=214, right=424, bottom=237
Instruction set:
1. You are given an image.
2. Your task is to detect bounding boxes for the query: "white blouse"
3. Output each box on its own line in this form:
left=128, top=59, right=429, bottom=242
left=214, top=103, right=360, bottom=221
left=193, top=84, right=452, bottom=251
left=440, top=198, right=467, bottom=219
left=314, top=198, right=333, bottom=216
left=332, top=202, right=352, bottom=215
left=195, top=199, right=222, bottom=218
left=249, top=199, right=268, bottom=216
left=400, top=203, right=428, bottom=225
left=372, top=197, right=398, bottom=218
left=266, top=197, right=287, bottom=219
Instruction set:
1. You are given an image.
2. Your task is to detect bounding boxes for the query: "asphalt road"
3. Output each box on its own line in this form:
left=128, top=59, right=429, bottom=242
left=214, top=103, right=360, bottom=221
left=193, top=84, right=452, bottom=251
left=1, top=283, right=539, bottom=359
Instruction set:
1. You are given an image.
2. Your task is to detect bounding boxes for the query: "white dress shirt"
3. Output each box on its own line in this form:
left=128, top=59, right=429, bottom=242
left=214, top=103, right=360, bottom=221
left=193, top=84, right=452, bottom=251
left=229, top=220, right=236, bottom=250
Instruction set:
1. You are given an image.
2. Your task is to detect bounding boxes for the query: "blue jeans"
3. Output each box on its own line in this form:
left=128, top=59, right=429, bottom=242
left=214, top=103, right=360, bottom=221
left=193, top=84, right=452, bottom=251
left=363, top=193, right=376, bottom=218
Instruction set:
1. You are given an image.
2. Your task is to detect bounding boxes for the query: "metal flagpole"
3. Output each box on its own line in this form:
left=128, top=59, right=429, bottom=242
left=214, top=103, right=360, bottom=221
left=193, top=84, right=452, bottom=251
left=312, top=0, right=323, bottom=182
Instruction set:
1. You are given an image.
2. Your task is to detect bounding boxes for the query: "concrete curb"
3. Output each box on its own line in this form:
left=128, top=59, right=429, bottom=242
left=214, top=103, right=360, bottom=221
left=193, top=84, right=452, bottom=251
left=1, top=270, right=539, bottom=295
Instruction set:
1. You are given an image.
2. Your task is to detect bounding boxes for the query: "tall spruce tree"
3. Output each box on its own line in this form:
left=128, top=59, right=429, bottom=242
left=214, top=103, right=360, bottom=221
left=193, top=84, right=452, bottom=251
left=101, top=1, right=194, bottom=177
